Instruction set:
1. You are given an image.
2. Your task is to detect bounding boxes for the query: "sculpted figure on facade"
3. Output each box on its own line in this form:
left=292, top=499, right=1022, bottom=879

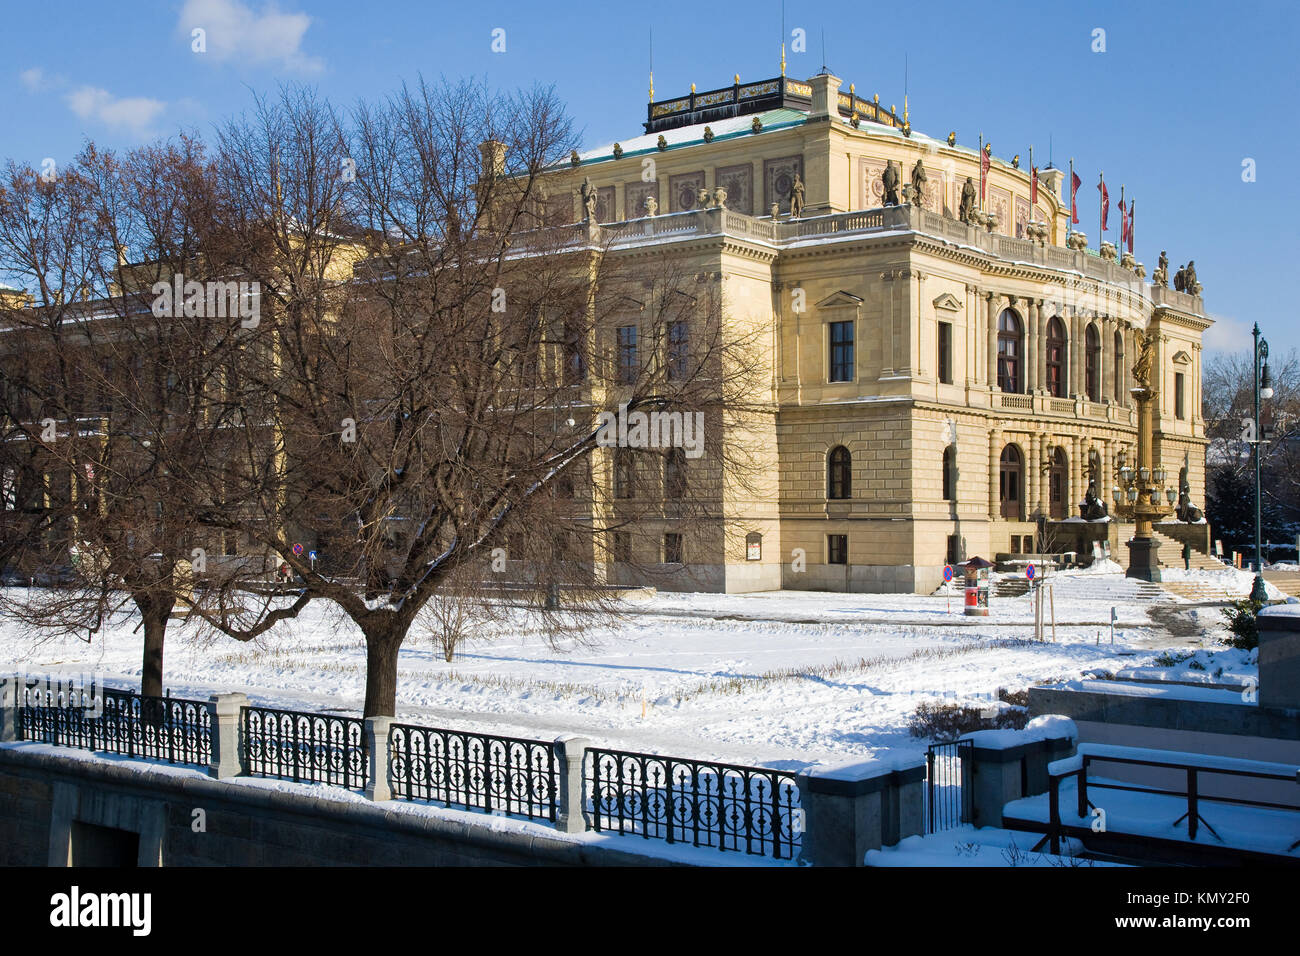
left=1174, top=265, right=1186, bottom=292
left=1133, top=329, right=1156, bottom=390
left=1153, top=251, right=1169, bottom=288
left=580, top=177, right=599, bottom=221
left=910, top=159, right=927, bottom=208
left=882, top=161, right=901, bottom=206
left=958, top=176, right=977, bottom=223
left=789, top=173, right=805, bottom=219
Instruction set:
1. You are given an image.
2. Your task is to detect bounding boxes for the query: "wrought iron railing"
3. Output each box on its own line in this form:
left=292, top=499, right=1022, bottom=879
left=18, top=680, right=211, bottom=766
left=242, top=705, right=367, bottom=791
left=388, top=724, right=558, bottom=821
left=926, top=739, right=972, bottom=833
left=585, top=747, right=802, bottom=859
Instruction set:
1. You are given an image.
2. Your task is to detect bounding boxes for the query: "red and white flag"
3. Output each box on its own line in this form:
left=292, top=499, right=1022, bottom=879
left=1119, top=198, right=1128, bottom=247
left=1098, top=176, right=1110, bottom=232
left=1127, top=199, right=1135, bottom=253
left=1070, top=170, right=1082, bottom=224
left=980, top=146, right=991, bottom=202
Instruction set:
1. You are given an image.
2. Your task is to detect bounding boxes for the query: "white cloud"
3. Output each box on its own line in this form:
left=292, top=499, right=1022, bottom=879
left=65, top=86, right=167, bottom=134
left=20, top=68, right=46, bottom=91
left=180, top=0, right=323, bottom=73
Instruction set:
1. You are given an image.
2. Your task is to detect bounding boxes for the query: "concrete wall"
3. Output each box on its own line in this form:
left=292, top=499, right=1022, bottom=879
left=0, top=745, right=684, bottom=867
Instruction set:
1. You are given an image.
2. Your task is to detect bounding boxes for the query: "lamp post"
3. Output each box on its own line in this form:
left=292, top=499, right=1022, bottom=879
left=1250, top=323, right=1274, bottom=602
left=1111, top=330, right=1177, bottom=581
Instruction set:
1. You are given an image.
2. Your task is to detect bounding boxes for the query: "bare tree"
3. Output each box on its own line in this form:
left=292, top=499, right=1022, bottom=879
left=175, top=79, right=768, bottom=716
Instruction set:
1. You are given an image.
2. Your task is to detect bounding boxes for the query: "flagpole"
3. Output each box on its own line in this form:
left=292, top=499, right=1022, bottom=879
left=1120, top=183, right=1125, bottom=254
left=1068, top=158, right=1073, bottom=238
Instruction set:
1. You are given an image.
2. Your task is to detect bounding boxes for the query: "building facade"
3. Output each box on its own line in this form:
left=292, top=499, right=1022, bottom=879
left=550, top=72, right=1212, bottom=593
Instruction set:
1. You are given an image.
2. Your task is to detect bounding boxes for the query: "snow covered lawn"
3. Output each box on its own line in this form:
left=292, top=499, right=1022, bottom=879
left=0, top=571, right=1243, bottom=770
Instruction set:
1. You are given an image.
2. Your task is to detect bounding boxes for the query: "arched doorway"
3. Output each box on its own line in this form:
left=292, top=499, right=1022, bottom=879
left=997, top=310, right=1024, bottom=394
left=999, top=444, right=1024, bottom=520
left=1046, top=317, right=1067, bottom=398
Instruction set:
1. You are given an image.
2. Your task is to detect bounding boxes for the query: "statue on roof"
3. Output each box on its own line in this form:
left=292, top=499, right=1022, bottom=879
left=789, top=173, right=805, bottom=219
left=910, top=159, right=927, bottom=208
left=580, top=177, right=598, bottom=222
left=958, top=176, right=977, bottom=224
left=1153, top=251, right=1169, bottom=288
left=881, top=161, right=901, bottom=206
left=1173, top=264, right=1186, bottom=292
left=1185, top=261, right=1200, bottom=294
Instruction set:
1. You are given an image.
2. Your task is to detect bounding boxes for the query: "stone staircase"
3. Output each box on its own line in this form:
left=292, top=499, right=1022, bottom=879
left=1263, top=570, right=1300, bottom=598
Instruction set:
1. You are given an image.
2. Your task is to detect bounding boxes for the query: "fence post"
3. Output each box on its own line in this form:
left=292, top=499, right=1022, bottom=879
left=364, top=716, right=393, bottom=802
left=0, top=676, right=18, bottom=742
left=553, top=734, right=590, bottom=834
left=207, top=692, right=247, bottom=779
left=796, top=758, right=926, bottom=866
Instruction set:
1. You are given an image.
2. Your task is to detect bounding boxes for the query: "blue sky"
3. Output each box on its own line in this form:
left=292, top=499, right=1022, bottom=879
left=4, top=0, right=1297, bottom=357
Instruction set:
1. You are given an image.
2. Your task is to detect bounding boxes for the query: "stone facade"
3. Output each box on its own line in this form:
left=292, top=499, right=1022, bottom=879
left=550, top=72, right=1212, bottom=594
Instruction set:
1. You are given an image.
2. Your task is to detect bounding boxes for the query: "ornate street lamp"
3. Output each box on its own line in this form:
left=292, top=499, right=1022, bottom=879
left=1110, top=332, right=1178, bottom=581
left=1250, top=324, right=1274, bottom=602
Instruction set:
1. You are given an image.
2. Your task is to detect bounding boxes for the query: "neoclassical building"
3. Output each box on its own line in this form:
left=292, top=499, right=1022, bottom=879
left=546, top=71, right=1212, bottom=593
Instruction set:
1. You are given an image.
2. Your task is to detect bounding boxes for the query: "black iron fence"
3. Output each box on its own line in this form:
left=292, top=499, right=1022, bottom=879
left=585, top=747, right=802, bottom=860
left=388, top=724, right=558, bottom=821
left=18, top=680, right=211, bottom=767
left=242, top=705, right=367, bottom=791
left=926, top=739, right=972, bottom=833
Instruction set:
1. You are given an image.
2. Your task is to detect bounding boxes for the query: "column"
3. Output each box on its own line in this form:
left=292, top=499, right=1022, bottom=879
left=1102, top=316, right=1116, bottom=403
left=1071, top=312, right=1085, bottom=398
left=554, top=734, right=591, bottom=833
left=207, top=692, right=248, bottom=779
left=967, top=285, right=980, bottom=386
left=1101, top=439, right=1113, bottom=508
left=989, top=428, right=1002, bottom=518
left=1039, top=435, right=1052, bottom=522
left=1023, top=299, right=1037, bottom=393
left=364, top=716, right=393, bottom=801
left=1027, top=432, right=1041, bottom=518
left=1070, top=435, right=1083, bottom=516
left=986, top=293, right=999, bottom=390
left=1035, top=299, right=1048, bottom=395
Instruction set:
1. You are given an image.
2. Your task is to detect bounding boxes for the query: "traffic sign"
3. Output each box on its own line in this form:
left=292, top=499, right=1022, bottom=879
left=942, top=565, right=953, bottom=583
left=291, top=543, right=304, bottom=556
left=1026, top=563, right=1036, bottom=581
left=308, top=550, right=318, bottom=562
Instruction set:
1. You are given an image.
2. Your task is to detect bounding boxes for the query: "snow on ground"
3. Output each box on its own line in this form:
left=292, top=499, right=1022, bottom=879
left=0, top=572, right=1245, bottom=771
left=865, top=826, right=1124, bottom=867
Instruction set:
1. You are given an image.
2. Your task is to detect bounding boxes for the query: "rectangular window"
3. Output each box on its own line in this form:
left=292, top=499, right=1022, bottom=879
left=667, top=321, right=688, bottom=381
left=613, top=531, right=631, bottom=563
left=663, top=532, right=683, bottom=564
left=937, top=322, right=953, bottom=385
left=828, top=321, right=854, bottom=382
left=617, top=326, right=638, bottom=385
left=827, top=534, right=848, bottom=565
left=1175, top=372, right=1186, bottom=420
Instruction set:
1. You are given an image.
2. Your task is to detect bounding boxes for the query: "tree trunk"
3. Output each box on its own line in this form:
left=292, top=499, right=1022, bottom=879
left=362, top=624, right=403, bottom=717
left=136, top=594, right=174, bottom=699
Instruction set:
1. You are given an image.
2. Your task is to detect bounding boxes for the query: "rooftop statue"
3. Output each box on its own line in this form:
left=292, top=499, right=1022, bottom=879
left=1173, top=265, right=1186, bottom=292
left=1153, top=251, right=1169, bottom=288
left=958, top=176, right=977, bottom=224
left=1185, top=260, right=1200, bottom=294
left=911, top=159, right=927, bottom=208
left=789, top=173, right=805, bottom=219
left=882, top=161, right=901, bottom=206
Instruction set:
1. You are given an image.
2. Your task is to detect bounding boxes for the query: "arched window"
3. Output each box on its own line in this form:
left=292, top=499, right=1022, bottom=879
left=942, top=446, right=956, bottom=501
left=1085, top=323, right=1101, bottom=402
left=1114, top=329, right=1125, bottom=401
left=999, top=444, right=1023, bottom=520
left=828, top=446, right=851, bottom=499
left=1045, top=317, right=1067, bottom=398
left=997, top=310, right=1023, bottom=394
left=1048, top=446, right=1068, bottom=519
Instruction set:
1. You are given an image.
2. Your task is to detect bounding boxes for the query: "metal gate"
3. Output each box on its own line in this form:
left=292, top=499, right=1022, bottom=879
left=926, top=739, right=972, bottom=833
